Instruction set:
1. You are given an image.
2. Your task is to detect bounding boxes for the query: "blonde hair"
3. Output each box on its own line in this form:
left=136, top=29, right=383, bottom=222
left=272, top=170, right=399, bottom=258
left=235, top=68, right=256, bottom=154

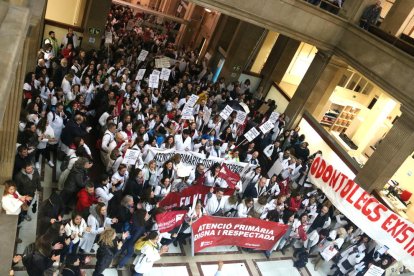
left=99, top=228, right=116, bottom=246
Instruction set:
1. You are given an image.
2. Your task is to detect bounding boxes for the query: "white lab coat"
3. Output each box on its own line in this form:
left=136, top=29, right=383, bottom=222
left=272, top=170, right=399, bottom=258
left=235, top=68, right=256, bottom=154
left=1, top=193, right=24, bottom=215
left=134, top=243, right=161, bottom=274
left=237, top=203, right=251, bottom=218
left=175, top=134, right=192, bottom=151
left=80, top=214, right=113, bottom=253
left=64, top=218, right=88, bottom=244
left=205, top=194, right=228, bottom=215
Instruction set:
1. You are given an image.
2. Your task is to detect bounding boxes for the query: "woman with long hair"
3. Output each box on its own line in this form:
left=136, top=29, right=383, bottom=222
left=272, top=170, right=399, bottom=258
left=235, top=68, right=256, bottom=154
left=93, top=228, right=128, bottom=276
left=64, top=212, right=91, bottom=254
left=1, top=180, right=32, bottom=223
left=133, top=231, right=169, bottom=276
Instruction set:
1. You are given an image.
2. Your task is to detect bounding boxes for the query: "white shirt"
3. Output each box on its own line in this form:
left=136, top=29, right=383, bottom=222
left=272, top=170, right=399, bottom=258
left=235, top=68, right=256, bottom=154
left=175, top=134, right=192, bottom=151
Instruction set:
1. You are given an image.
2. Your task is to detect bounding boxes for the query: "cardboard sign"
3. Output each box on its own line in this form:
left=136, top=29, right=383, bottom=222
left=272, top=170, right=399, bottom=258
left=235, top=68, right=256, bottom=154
left=122, top=149, right=140, bottom=165
left=203, top=108, right=211, bottom=124
left=269, top=112, right=280, bottom=124
left=155, top=57, right=172, bottom=68
left=152, top=69, right=161, bottom=76
left=135, top=69, right=146, bottom=80
left=364, top=265, right=385, bottom=276
left=219, top=105, right=233, bottom=120
left=182, top=106, right=194, bottom=120
left=137, top=50, right=149, bottom=61
left=149, top=74, right=159, bottom=88
left=160, top=68, right=171, bottom=81
left=320, top=245, right=338, bottom=261
left=104, top=31, right=112, bottom=44
left=259, top=121, right=275, bottom=134
left=244, top=127, right=260, bottom=142
left=235, top=111, right=247, bottom=124
left=186, top=94, right=199, bottom=108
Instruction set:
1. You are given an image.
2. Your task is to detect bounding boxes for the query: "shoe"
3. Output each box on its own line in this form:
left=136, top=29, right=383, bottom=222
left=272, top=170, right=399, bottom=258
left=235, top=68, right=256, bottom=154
left=16, top=238, right=22, bottom=243
left=264, top=251, right=270, bottom=259
left=25, top=215, right=32, bottom=221
left=280, top=248, right=285, bottom=255
left=48, top=160, right=54, bottom=167
left=116, top=266, right=126, bottom=270
left=35, top=162, right=40, bottom=170
left=90, top=249, right=95, bottom=253
left=173, top=240, right=178, bottom=247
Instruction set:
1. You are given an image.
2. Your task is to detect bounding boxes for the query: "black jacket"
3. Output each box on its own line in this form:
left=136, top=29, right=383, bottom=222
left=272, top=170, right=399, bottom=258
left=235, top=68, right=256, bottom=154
left=63, top=165, right=88, bottom=192
left=95, top=242, right=120, bottom=273
left=61, top=119, right=87, bottom=146
left=38, top=193, right=65, bottom=236
left=124, top=177, right=144, bottom=203
left=26, top=251, right=53, bottom=276
left=15, top=170, right=41, bottom=197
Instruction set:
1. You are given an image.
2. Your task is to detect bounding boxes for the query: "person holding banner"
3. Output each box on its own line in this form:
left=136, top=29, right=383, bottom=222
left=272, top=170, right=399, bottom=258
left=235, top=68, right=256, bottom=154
left=174, top=200, right=205, bottom=246
left=205, top=188, right=227, bottom=216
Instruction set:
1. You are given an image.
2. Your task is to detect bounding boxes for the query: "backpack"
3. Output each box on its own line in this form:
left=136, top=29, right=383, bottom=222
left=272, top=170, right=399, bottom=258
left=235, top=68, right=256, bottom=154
left=22, top=242, right=36, bottom=268
left=60, top=155, right=77, bottom=171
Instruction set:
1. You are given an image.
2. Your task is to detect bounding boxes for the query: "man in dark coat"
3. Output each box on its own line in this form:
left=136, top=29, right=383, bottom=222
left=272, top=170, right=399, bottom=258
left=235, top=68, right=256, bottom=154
left=15, top=163, right=41, bottom=199
left=37, top=192, right=64, bottom=236
left=61, top=114, right=88, bottom=148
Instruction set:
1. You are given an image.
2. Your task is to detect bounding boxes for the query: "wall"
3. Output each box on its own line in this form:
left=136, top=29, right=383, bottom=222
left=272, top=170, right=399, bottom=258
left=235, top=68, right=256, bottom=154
left=265, top=85, right=290, bottom=113
left=250, top=31, right=279, bottom=74
left=45, top=0, right=87, bottom=27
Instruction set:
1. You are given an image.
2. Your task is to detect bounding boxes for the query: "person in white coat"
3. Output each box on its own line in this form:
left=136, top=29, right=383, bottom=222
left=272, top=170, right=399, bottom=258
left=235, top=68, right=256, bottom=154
left=133, top=231, right=169, bottom=275
left=47, top=103, right=66, bottom=146
left=2, top=181, right=32, bottom=224
left=80, top=203, right=117, bottom=253
left=205, top=188, right=227, bottom=216
left=95, top=174, right=115, bottom=206
left=174, top=129, right=192, bottom=151
left=330, top=244, right=366, bottom=275
left=237, top=197, right=254, bottom=218
left=64, top=212, right=91, bottom=253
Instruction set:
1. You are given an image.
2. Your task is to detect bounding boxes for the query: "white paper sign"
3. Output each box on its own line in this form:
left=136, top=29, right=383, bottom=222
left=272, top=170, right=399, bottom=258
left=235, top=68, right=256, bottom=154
left=155, top=57, right=172, bottom=68
left=122, top=149, right=140, bottom=165
left=137, top=50, right=149, bottom=61
left=149, top=74, right=159, bottom=88
left=364, top=265, right=385, bottom=276
left=152, top=69, right=161, bottom=76
left=160, top=68, right=171, bottom=81
left=105, top=31, right=112, bottom=44
left=185, top=94, right=199, bottom=108
left=135, top=69, right=146, bottom=80
left=219, top=105, right=233, bottom=120
left=203, top=108, right=211, bottom=124
left=244, top=127, right=260, bottom=142
left=269, top=112, right=280, bottom=123
left=259, top=121, right=275, bottom=134
left=235, top=111, right=247, bottom=124
left=181, top=106, right=194, bottom=120
left=320, top=246, right=338, bottom=261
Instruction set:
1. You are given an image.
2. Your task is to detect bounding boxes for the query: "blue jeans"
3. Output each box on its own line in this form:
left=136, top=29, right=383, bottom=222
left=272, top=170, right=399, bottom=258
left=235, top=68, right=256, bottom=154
left=133, top=273, right=143, bottom=276
left=118, top=226, right=145, bottom=268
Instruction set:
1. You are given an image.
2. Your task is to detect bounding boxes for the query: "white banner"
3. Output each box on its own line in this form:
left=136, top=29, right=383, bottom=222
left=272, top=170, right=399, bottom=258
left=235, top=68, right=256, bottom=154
left=137, top=50, right=149, bottom=61
left=220, top=105, right=233, bottom=120
left=149, top=74, right=159, bottom=88
left=244, top=127, right=260, bottom=142
left=145, top=147, right=252, bottom=174
left=309, top=156, right=414, bottom=271
left=135, top=69, right=146, bottom=80
left=160, top=68, right=171, bottom=81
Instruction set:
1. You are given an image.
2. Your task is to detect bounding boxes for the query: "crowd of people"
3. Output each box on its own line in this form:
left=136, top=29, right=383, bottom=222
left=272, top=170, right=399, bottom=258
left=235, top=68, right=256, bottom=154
left=2, top=3, right=395, bottom=276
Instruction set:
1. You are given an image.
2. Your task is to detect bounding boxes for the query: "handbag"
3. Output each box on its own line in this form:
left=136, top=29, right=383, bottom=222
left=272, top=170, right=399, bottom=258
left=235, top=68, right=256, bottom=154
left=341, top=259, right=353, bottom=270
left=21, top=203, right=29, bottom=211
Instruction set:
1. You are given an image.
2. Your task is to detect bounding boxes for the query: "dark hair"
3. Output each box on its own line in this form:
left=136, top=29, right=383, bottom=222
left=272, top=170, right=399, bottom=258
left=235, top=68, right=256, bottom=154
left=134, top=209, right=148, bottom=227
left=49, top=31, right=55, bottom=36
left=143, top=231, right=158, bottom=241
left=71, top=211, right=83, bottom=222
left=85, top=181, right=94, bottom=189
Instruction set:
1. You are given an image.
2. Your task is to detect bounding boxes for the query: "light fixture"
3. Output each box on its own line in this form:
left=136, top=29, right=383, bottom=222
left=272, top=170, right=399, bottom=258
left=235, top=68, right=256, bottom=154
left=204, top=8, right=212, bottom=12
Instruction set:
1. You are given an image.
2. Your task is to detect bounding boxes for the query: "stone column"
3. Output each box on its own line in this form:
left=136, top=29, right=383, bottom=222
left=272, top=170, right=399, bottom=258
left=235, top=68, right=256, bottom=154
left=219, top=21, right=265, bottom=82
left=355, top=109, right=414, bottom=192
left=82, top=0, right=112, bottom=51
left=260, top=34, right=300, bottom=96
left=284, top=51, right=339, bottom=129
left=380, top=0, right=414, bottom=36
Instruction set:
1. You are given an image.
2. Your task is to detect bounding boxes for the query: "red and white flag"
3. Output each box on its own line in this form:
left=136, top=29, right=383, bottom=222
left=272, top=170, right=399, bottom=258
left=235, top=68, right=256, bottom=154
left=218, top=164, right=240, bottom=189
left=155, top=210, right=187, bottom=233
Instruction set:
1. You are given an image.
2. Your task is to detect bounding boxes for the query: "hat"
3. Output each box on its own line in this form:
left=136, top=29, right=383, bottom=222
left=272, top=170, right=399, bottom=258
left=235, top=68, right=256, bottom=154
left=201, top=134, right=209, bottom=140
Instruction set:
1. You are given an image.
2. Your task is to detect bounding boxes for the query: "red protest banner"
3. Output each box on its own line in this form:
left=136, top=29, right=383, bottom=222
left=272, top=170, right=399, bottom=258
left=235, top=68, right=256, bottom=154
left=155, top=210, right=187, bottom=233
left=159, top=185, right=234, bottom=209
left=191, top=216, right=288, bottom=253
left=218, top=164, right=240, bottom=189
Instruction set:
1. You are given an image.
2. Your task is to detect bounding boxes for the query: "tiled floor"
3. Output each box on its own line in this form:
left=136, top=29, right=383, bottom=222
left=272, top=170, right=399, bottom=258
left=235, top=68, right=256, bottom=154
left=13, top=156, right=322, bottom=276
left=199, top=261, right=251, bottom=276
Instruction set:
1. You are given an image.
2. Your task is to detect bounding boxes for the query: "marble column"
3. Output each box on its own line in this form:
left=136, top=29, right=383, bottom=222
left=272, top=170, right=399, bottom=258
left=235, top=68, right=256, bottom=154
left=380, top=0, right=414, bottom=36
left=284, top=51, right=339, bottom=129
left=219, top=21, right=265, bottom=82
left=260, top=34, right=300, bottom=96
left=355, top=109, right=414, bottom=192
